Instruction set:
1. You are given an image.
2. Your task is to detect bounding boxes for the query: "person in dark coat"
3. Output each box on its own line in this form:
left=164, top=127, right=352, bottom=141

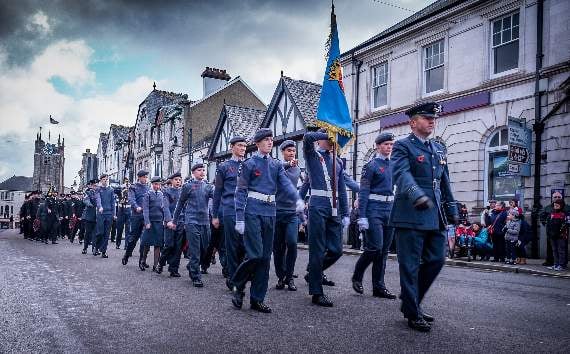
left=37, top=194, right=60, bottom=244
left=122, top=170, right=150, bottom=266
left=141, top=176, right=165, bottom=272
left=81, top=180, right=98, bottom=254
left=545, top=200, right=569, bottom=271
left=160, top=173, right=185, bottom=277
left=488, top=201, right=508, bottom=262
left=389, top=102, right=459, bottom=332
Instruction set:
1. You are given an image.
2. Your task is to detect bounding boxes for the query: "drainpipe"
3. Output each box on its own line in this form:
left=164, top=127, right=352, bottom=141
left=351, top=54, right=363, bottom=201
left=530, top=0, right=544, bottom=259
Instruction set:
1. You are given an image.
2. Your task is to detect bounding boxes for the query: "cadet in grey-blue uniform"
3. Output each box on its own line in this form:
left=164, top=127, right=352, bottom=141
left=141, top=176, right=165, bottom=272
left=352, top=132, right=397, bottom=299
left=122, top=170, right=150, bottom=266
left=231, top=129, right=303, bottom=313
left=172, top=163, right=214, bottom=287
left=273, top=140, right=301, bottom=291
left=81, top=179, right=98, bottom=254
left=160, top=172, right=185, bottom=277
left=94, top=174, right=116, bottom=258
left=303, top=129, right=350, bottom=307
left=212, top=136, right=247, bottom=289
left=389, top=102, right=459, bottom=332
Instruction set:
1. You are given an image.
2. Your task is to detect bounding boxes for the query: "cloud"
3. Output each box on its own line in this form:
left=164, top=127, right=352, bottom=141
left=26, top=11, right=52, bottom=35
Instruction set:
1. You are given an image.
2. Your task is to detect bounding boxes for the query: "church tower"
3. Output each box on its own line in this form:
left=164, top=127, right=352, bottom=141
left=32, top=130, right=65, bottom=193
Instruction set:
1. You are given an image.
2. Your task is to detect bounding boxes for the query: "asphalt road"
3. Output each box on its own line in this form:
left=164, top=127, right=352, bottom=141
left=1, top=229, right=569, bottom=353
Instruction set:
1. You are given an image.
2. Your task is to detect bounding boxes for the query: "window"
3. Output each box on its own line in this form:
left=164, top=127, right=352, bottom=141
left=170, top=121, right=175, bottom=140
left=371, top=63, right=388, bottom=108
left=485, top=128, right=522, bottom=204
left=492, top=12, right=519, bottom=74
left=424, top=40, right=445, bottom=93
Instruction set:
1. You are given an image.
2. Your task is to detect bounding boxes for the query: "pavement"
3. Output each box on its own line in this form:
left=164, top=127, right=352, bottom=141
left=1, top=228, right=569, bottom=354
left=298, top=244, right=570, bottom=279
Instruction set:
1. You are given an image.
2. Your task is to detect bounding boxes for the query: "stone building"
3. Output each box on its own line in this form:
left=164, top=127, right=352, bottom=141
left=133, top=84, right=189, bottom=178
left=95, top=132, right=108, bottom=179
left=32, top=131, right=65, bottom=194
left=102, top=124, right=132, bottom=183
left=179, top=69, right=266, bottom=178
left=78, top=148, right=98, bottom=189
left=154, top=103, right=188, bottom=179
left=0, top=175, right=33, bottom=228
left=340, top=0, right=570, bottom=257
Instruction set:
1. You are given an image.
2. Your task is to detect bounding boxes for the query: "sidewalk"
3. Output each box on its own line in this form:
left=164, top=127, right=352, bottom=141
left=297, top=244, right=570, bottom=279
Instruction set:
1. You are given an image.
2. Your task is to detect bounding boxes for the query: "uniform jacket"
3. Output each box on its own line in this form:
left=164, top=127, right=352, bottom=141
left=235, top=153, right=299, bottom=221
left=389, top=133, right=458, bottom=231
left=143, top=189, right=164, bottom=224
left=358, top=155, right=393, bottom=217
left=26, top=199, right=40, bottom=220
left=302, top=132, right=349, bottom=217
left=173, top=179, right=214, bottom=225
left=163, top=186, right=184, bottom=224
left=276, top=161, right=301, bottom=213
left=73, top=199, right=85, bottom=218
left=81, top=188, right=97, bottom=222
left=212, top=158, right=242, bottom=219
left=37, top=198, right=60, bottom=224
left=128, top=182, right=150, bottom=219
left=96, top=186, right=116, bottom=217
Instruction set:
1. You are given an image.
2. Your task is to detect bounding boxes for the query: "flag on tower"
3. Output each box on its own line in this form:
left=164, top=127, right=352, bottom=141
left=314, top=2, right=353, bottom=148
left=49, top=115, right=59, bottom=124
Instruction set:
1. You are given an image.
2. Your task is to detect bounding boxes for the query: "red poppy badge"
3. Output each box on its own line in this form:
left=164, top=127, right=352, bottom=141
left=379, top=167, right=385, bottom=173
left=254, top=169, right=262, bottom=177
left=417, top=155, right=425, bottom=163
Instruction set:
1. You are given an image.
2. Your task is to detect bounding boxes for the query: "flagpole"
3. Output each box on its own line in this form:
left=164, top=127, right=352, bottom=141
left=332, top=142, right=337, bottom=214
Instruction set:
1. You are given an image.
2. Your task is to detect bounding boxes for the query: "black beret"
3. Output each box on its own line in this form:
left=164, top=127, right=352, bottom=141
left=279, top=140, right=296, bottom=151
left=253, top=128, right=273, bottom=143
left=137, top=170, right=149, bottom=177
left=70, top=191, right=76, bottom=195
left=405, top=102, right=442, bottom=118
left=150, top=176, right=162, bottom=183
left=168, top=172, right=182, bottom=180
left=229, top=136, right=246, bottom=145
left=88, top=179, right=99, bottom=185
left=375, top=132, right=395, bottom=145
left=191, top=163, right=205, bottom=172
left=99, top=174, right=108, bottom=179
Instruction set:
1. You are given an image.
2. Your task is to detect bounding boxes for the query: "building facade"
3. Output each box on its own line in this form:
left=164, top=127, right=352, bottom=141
left=0, top=175, right=33, bottom=228
left=78, top=148, right=98, bottom=189
left=102, top=124, right=132, bottom=183
left=32, top=131, right=65, bottom=194
left=340, top=0, right=570, bottom=257
left=96, top=132, right=108, bottom=179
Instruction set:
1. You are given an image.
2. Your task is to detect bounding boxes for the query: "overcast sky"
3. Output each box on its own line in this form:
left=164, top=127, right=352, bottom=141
left=0, top=0, right=433, bottom=186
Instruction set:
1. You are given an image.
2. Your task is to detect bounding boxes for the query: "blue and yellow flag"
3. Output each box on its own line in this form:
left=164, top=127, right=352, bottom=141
left=315, top=4, right=353, bottom=148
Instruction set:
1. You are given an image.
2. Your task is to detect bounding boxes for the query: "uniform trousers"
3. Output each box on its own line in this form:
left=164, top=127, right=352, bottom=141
left=115, top=209, right=131, bottom=248
left=95, top=214, right=113, bottom=253
left=160, top=226, right=185, bottom=273
left=124, top=217, right=145, bottom=258
left=185, top=224, right=210, bottom=280
left=82, top=221, right=96, bottom=251
left=273, top=211, right=298, bottom=281
left=224, top=214, right=245, bottom=284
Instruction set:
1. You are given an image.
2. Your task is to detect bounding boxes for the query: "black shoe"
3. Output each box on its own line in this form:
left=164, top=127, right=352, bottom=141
left=222, top=268, right=229, bottom=279
left=352, top=280, right=364, bottom=294
left=286, top=278, right=297, bottom=291
left=121, top=256, right=128, bottom=265
left=81, top=249, right=87, bottom=254
left=157, top=264, right=163, bottom=274
left=138, top=262, right=145, bottom=271
left=192, top=279, right=204, bottom=287
left=304, top=273, right=309, bottom=283
left=170, top=272, right=181, bottom=278
left=116, top=246, right=120, bottom=249
left=312, top=294, right=333, bottom=307
left=322, top=274, right=335, bottom=287
left=275, top=278, right=285, bottom=290
left=152, top=266, right=158, bottom=273
left=101, top=252, right=108, bottom=258
left=211, top=255, right=216, bottom=265
left=407, top=318, right=431, bottom=332
left=250, top=301, right=272, bottom=313
left=226, top=279, right=233, bottom=291
left=421, top=311, right=435, bottom=323
left=79, top=240, right=83, bottom=244
left=542, top=261, right=553, bottom=267
left=232, top=287, right=245, bottom=309
left=292, top=274, right=298, bottom=278
left=201, top=268, right=208, bottom=274
left=44, top=240, right=48, bottom=244
left=143, top=263, right=149, bottom=269
left=111, top=240, right=115, bottom=243
left=373, top=288, right=397, bottom=299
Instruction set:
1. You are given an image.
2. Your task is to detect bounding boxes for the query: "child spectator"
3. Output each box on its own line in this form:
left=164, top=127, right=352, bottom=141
left=546, top=200, right=569, bottom=271
left=472, top=222, right=492, bottom=261
left=503, top=209, right=521, bottom=264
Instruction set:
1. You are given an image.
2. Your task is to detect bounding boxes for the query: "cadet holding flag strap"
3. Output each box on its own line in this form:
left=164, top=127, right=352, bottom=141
left=389, top=102, right=459, bottom=332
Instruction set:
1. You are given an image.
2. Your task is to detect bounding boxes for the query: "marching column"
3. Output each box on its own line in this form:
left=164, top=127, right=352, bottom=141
left=122, top=170, right=150, bottom=266
left=160, top=172, right=185, bottom=277
left=94, top=174, right=116, bottom=258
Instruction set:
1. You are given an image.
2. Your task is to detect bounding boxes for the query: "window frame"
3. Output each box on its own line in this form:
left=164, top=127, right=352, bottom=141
left=370, top=62, right=389, bottom=111
left=422, top=39, right=446, bottom=96
left=489, top=11, right=521, bottom=78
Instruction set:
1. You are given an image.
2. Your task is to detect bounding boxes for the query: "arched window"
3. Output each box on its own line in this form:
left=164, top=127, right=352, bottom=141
left=484, top=128, right=521, bottom=204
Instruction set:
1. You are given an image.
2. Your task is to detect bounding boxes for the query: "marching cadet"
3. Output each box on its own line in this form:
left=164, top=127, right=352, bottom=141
left=352, top=132, right=397, bottom=300
left=231, top=128, right=303, bottom=313
left=122, top=170, right=150, bottom=266
left=115, top=178, right=131, bottom=249
left=160, top=172, right=185, bottom=277
left=37, top=191, right=60, bottom=244
left=171, top=164, right=214, bottom=287
left=27, top=191, right=41, bottom=241
left=82, top=179, right=98, bottom=254
left=389, top=102, right=459, bottom=332
left=273, top=140, right=301, bottom=291
left=141, top=176, right=165, bottom=272
left=211, top=136, right=247, bottom=289
left=302, top=128, right=350, bottom=307
left=94, top=174, right=116, bottom=258
left=21, top=194, right=31, bottom=239
left=70, top=191, right=85, bottom=243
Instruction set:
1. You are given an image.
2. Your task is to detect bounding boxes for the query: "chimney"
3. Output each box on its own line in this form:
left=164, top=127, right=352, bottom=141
left=201, top=67, right=231, bottom=98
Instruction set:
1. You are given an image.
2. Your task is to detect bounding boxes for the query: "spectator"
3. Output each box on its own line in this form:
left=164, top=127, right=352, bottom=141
left=480, top=205, right=491, bottom=226
left=487, top=201, right=508, bottom=262
left=503, top=209, right=521, bottom=264
left=540, top=192, right=569, bottom=267
left=483, top=200, right=497, bottom=227
left=517, top=217, right=532, bottom=265
left=509, top=199, right=523, bottom=216
left=472, top=222, right=492, bottom=261
left=545, top=200, right=569, bottom=271
left=458, top=204, right=470, bottom=226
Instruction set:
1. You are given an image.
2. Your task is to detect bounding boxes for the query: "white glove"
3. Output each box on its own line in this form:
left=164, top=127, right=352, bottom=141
left=295, top=199, right=305, bottom=213
left=357, top=218, right=369, bottom=231
left=342, top=217, right=350, bottom=228
left=235, top=221, right=245, bottom=235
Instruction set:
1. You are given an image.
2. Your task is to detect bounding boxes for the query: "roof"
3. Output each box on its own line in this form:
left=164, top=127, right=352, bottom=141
left=282, top=76, right=321, bottom=125
left=190, top=76, right=265, bottom=109
left=98, top=133, right=109, bottom=154
left=137, top=88, right=189, bottom=128
left=109, top=124, right=131, bottom=147
left=225, top=105, right=267, bottom=142
left=341, top=0, right=466, bottom=57
left=0, top=176, right=33, bottom=192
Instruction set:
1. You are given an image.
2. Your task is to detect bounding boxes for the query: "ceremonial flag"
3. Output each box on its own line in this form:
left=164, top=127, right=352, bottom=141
left=315, top=3, right=353, bottom=148
left=49, top=115, right=59, bottom=124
